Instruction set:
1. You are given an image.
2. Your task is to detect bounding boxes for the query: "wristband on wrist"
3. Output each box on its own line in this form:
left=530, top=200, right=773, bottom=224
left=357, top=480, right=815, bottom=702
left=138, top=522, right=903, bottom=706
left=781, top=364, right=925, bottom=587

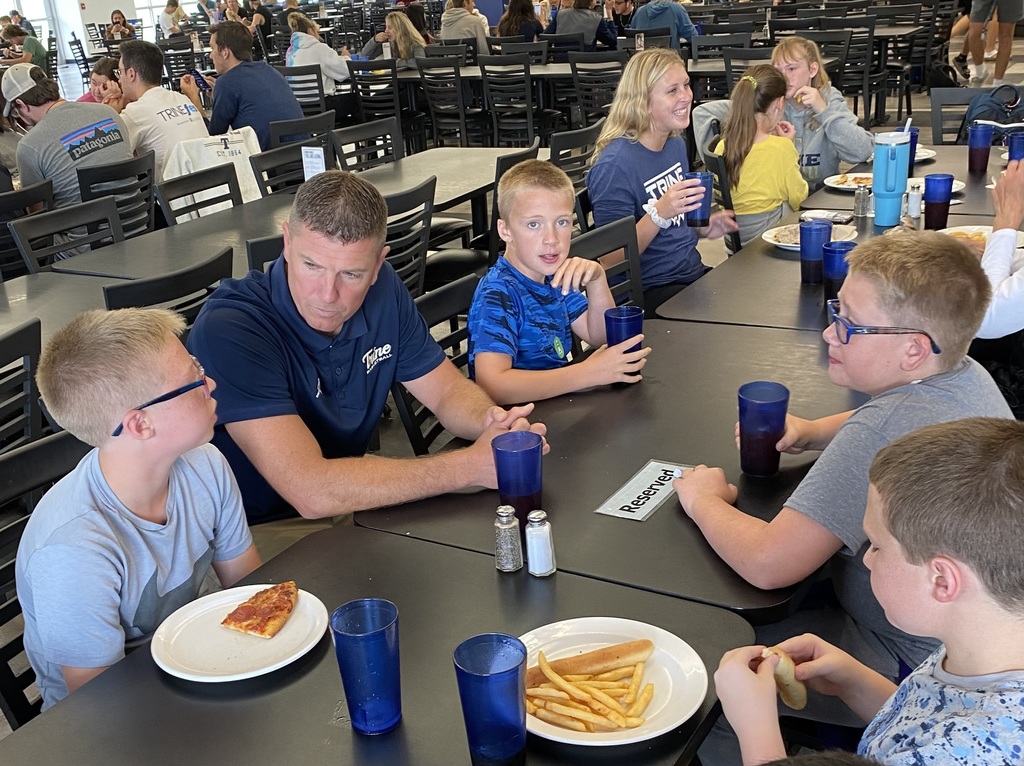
left=643, top=201, right=671, bottom=229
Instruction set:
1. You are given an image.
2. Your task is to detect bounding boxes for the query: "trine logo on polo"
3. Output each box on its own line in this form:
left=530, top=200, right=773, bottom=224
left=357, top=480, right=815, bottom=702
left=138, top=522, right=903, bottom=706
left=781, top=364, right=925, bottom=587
left=363, top=345, right=392, bottom=374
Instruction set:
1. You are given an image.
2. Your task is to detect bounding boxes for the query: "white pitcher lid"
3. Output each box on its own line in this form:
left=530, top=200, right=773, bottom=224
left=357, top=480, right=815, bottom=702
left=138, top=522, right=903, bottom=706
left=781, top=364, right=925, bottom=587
left=875, top=132, right=911, bottom=145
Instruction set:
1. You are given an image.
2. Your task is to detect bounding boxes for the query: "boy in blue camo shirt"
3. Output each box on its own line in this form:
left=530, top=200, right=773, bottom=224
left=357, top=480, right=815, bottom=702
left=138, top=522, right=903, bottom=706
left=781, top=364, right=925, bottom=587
left=467, top=160, right=650, bottom=404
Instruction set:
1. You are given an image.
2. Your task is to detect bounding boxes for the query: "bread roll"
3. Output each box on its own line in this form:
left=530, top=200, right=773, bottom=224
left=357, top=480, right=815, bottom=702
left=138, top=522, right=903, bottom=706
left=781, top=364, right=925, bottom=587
left=525, top=639, right=654, bottom=688
left=762, top=646, right=807, bottom=710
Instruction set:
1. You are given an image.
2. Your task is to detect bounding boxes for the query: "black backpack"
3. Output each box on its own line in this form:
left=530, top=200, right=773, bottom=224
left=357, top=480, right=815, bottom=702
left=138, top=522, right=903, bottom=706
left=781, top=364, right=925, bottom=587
left=958, top=84, right=1024, bottom=144
left=925, top=63, right=960, bottom=90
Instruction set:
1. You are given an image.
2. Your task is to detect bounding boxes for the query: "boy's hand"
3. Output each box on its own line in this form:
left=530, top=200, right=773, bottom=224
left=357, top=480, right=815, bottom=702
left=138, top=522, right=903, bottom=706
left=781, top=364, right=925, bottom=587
left=550, top=256, right=606, bottom=295
left=992, top=159, right=1024, bottom=232
left=715, top=646, right=788, bottom=763
left=733, top=414, right=819, bottom=454
left=582, top=338, right=650, bottom=385
left=673, top=465, right=737, bottom=517
left=773, top=633, right=859, bottom=697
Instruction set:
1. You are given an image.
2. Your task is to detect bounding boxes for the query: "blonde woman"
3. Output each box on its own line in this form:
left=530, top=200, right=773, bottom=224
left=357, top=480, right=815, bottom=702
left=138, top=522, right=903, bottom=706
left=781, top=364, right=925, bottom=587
left=587, top=49, right=737, bottom=315
left=693, top=36, right=872, bottom=192
left=359, top=11, right=425, bottom=69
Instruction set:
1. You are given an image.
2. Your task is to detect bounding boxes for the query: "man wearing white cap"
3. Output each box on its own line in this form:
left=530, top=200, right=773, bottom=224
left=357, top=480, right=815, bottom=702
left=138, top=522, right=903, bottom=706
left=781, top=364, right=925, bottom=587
left=3, top=64, right=131, bottom=232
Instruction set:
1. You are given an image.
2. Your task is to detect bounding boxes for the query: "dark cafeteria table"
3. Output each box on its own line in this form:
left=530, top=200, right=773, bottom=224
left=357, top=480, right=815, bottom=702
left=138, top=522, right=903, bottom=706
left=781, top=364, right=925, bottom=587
left=0, top=272, right=121, bottom=343
left=0, top=526, right=754, bottom=766
left=359, top=320, right=867, bottom=624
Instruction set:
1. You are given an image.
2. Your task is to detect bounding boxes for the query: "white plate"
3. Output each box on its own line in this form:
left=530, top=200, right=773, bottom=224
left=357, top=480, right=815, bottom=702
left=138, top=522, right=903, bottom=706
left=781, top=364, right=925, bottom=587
left=823, top=174, right=965, bottom=194
left=762, top=223, right=858, bottom=251
left=519, top=617, right=708, bottom=746
left=939, top=225, right=1024, bottom=249
left=151, top=584, right=328, bottom=682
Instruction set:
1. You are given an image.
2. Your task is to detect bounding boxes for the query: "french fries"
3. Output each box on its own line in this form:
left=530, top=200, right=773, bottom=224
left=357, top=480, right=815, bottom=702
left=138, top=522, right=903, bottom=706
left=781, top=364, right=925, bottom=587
left=526, top=644, right=655, bottom=734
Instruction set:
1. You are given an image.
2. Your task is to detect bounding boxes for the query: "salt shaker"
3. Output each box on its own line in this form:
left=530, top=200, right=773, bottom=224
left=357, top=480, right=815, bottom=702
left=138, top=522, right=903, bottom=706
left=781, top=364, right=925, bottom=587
left=525, top=511, right=556, bottom=577
left=494, top=506, right=523, bottom=572
left=854, top=184, right=870, bottom=217
left=907, top=183, right=922, bottom=219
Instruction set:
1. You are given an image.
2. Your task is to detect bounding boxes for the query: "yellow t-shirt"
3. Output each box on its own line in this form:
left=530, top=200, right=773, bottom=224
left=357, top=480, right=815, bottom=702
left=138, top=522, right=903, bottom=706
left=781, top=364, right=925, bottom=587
left=714, top=135, right=808, bottom=215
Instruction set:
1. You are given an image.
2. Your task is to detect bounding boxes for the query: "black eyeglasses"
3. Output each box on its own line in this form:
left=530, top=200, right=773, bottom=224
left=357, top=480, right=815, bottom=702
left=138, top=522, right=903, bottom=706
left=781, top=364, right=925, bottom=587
left=111, top=356, right=208, bottom=437
left=826, top=299, right=942, bottom=355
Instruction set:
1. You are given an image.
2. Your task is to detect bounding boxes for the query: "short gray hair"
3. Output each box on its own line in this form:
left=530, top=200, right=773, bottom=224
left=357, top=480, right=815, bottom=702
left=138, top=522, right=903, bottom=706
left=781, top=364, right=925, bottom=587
left=288, top=170, right=388, bottom=247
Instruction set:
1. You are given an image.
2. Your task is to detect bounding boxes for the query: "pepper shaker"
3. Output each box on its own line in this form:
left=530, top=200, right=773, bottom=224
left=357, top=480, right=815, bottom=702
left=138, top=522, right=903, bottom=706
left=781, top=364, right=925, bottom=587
left=854, top=184, right=870, bottom=218
left=525, top=511, right=556, bottom=577
left=494, top=506, right=523, bottom=573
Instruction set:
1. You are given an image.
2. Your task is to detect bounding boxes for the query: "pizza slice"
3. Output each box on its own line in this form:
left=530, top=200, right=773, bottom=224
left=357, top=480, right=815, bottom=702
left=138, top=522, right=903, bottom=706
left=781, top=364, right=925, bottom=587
left=221, top=581, right=299, bottom=639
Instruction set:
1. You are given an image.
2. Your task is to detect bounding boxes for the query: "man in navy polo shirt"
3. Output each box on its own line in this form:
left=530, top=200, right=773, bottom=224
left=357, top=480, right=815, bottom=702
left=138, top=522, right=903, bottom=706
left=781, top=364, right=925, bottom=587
left=188, top=170, right=547, bottom=558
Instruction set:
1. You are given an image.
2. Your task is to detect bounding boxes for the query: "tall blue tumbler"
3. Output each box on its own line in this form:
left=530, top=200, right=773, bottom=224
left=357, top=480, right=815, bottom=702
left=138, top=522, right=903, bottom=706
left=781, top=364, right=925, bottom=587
left=872, top=132, right=911, bottom=227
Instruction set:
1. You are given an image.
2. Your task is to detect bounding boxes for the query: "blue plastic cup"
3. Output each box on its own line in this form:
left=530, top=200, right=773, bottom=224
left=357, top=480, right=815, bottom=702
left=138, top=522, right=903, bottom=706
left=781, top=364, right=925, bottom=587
left=604, top=305, right=643, bottom=352
left=822, top=240, right=856, bottom=301
left=923, top=173, right=954, bottom=230
left=684, top=171, right=714, bottom=228
left=738, top=381, right=790, bottom=477
left=799, top=220, right=832, bottom=284
left=454, top=633, right=527, bottom=766
left=331, top=598, right=402, bottom=735
left=491, top=431, right=543, bottom=529
left=969, top=122, right=994, bottom=175
left=1008, top=132, right=1024, bottom=162
left=901, top=125, right=919, bottom=176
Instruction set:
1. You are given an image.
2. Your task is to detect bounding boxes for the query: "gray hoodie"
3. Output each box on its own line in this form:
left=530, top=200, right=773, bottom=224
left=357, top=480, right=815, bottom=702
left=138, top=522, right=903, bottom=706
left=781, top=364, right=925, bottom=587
left=439, top=7, right=489, bottom=52
left=692, top=86, right=873, bottom=192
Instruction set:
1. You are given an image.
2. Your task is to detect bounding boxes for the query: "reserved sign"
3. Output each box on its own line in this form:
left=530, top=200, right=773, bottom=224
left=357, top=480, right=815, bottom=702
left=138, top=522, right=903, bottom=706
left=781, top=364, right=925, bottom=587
left=594, top=460, right=692, bottom=522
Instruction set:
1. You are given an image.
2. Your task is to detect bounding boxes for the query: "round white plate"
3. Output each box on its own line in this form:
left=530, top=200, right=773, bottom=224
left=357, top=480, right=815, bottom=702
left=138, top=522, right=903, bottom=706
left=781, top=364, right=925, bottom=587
left=151, top=584, right=328, bottom=682
left=823, top=174, right=965, bottom=194
left=939, top=225, right=1024, bottom=249
left=762, top=223, right=858, bottom=251
left=519, top=616, right=708, bottom=746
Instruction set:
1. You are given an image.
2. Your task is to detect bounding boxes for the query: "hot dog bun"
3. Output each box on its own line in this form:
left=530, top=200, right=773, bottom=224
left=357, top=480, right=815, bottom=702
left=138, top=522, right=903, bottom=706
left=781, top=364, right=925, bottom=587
left=525, top=639, right=654, bottom=688
left=762, top=646, right=807, bottom=710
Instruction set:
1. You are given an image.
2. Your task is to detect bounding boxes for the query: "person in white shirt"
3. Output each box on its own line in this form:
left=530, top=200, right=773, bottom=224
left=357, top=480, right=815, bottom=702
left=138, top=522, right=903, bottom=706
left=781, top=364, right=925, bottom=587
left=100, top=40, right=209, bottom=180
left=285, top=12, right=357, bottom=125
left=160, top=0, right=188, bottom=37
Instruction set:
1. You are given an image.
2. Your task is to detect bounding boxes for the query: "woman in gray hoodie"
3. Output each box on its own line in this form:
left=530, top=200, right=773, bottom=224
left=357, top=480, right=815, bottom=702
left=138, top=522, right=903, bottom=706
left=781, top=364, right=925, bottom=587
left=693, top=36, right=872, bottom=192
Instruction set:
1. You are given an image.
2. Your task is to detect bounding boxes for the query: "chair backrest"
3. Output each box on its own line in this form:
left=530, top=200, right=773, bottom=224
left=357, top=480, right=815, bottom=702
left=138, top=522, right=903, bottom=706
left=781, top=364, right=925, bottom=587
left=621, top=26, right=671, bottom=38
left=9, top=196, right=125, bottom=274
left=346, top=59, right=402, bottom=125
left=437, top=36, right=478, bottom=64
left=0, top=318, right=41, bottom=455
left=268, top=110, right=337, bottom=149
left=703, top=136, right=742, bottom=254
left=274, top=64, right=328, bottom=117
left=331, top=116, right=405, bottom=171
left=0, top=431, right=92, bottom=731
left=155, top=164, right=244, bottom=225
left=0, top=180, right=53, bottom=280
left=76, top=150, right=157, bottom=240
left=480, top=138, right=541, bottom=264
left=548, top=118, right=604, bottom=193
left=691, top=33, right=752, bottom=60
left=800, top=28, right=851, bottom=80
left=568, top=216, right=644, bottom=309
left=870, top=2, right=922, bottom=24
left=486, top=34, right=524, bottom=54
left=68, top=38, right=91, bottom=80
left=767, top=16, right=822, bottom=42
left=700, top=20, right=756, bottom=35
left=539, top=32, right=584, bottom=62
left=501, top=40, right=549, bottom=64
left=930, top=87, right=988, bottom=145
left=722, top=47, right=775, bottom=90
left=162, top=49, right=201, bottom=88
left=568, top=50, right=626, bottom=126
left=382, top=176, right=436, bottom=298
left=390, top=273, right=479, bottom=456
left=478, top=53, right=541, bottom=144
left=246, top=233, right=285, bottom=272
left=102, top=246, right=234, bottom=331
left=574, top=186, right=592, bottom=233
left=424, top=42, right=468, bottom=63
left=416, top=56, right=473, bottom=148
left=249, top=138, right=324, bottom=196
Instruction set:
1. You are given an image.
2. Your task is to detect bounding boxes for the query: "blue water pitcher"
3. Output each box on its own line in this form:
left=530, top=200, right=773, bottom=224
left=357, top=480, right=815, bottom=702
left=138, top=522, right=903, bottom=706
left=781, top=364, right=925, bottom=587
left=872, top=132, right=911, bottom=227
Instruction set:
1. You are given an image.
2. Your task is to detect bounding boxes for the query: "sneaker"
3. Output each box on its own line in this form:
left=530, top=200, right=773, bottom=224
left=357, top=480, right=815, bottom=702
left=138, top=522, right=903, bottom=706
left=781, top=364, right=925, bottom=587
left=971, top=63, right=989, bottom=83
left=985, top=48, right=999, bottom=60
left=953, top=54, right=970, bottom=79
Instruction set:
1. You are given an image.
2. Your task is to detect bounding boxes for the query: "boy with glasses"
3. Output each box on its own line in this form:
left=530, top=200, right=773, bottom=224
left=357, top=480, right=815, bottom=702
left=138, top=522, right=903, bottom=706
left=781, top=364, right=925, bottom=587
left=17, top=309, right=260, bottom=710
left=673, top=232, right=1013, bottom=763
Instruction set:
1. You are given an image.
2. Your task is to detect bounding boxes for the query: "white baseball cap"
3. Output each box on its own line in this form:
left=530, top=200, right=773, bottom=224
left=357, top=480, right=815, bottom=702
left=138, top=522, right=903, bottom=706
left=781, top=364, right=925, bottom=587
left=2, top=63, right=43, bottom=116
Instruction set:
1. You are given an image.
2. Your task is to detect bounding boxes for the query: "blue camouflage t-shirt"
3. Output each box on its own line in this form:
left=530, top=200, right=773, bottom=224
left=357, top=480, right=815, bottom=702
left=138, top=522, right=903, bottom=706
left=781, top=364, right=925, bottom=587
left=467, top=256, right=589, bottom=376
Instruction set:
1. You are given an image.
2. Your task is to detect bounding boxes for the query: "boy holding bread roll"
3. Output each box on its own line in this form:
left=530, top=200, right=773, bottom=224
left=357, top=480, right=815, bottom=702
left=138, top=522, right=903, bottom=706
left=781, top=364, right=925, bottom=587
left=713, top=418, right=1024, bottom=764
left=673, top=234, right=1014, bottom=763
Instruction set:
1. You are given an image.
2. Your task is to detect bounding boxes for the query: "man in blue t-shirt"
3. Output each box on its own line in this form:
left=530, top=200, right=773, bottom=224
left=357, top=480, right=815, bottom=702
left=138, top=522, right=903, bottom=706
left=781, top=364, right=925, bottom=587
left=179, top=20, right=302, bottom=150
left=188, top=171, right=547, bottom=556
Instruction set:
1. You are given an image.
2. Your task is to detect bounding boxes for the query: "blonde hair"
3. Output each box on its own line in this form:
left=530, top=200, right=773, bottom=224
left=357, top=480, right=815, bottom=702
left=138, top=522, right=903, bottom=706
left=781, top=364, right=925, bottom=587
left=721, top=64, right=787, bottom=186
left=771, top=36, right=830, bottom=91
left=37, top=309, right=186, bottom=447
left=497, top=160, right=574, bottom=220
left=846, top=233, right=991, bottom=368
left=384, top=11, right=422, bottom=60
left=870, top=418, right=1024, bottom=616
left=592, top=48, right=685, bottom=165
left=288, top=11, right=320, bottom=37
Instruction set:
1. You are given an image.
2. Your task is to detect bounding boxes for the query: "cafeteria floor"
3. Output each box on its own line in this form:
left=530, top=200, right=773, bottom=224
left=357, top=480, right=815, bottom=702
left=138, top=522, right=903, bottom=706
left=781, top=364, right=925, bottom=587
left=0, top=48, right=1013, bottom=743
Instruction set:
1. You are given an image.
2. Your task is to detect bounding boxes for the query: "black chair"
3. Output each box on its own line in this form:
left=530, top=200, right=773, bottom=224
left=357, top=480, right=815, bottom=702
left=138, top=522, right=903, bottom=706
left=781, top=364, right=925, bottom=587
left=0, top=181, right=54, bottom=280
left=538, top=32, right=584, bottom=63
left=390, top=273, right=479, bottom=456
left=382, top=177, right=436, bottom=299
left=485, top=34, right=524, bottom=54
left=162, top=48, right=202, bottom=90
left=569, top=50, right=626, bottom=127
left=156, top=164, right=244, bottom=225
left=246, top=233, right=284, bottom=272
left=9, top=197, right=125, bottom=274
left=703, top=136, right=742, bottom=255
left=501, top=40, right=549, bottom=65
left=700, top=20, right=756, bottom=35
left=76, top=151, right=157, bottom=240
left=568, top=216, right=644, bottom=310
left=0, top=319, right=41, bottom=456
left=548, top=118, right=604, bottom=194
left=424, top=42, right=467, bottom=60
left=423, top=139, right=541, bottom=292
left=767, top=16, right=822, bottom=42
left=691, top=33, right=751, bottom=99
left=818, top=15, right=884, bottom=128
left=0, top=431, right=92, bottom=732
left=437, top=36, right=479, bottom=65
left=68, top=37, right=92, bottom=88
left=416, top=55, right=488, bottom=147
left=479, top=53, right=562, bottom=147
left=574, top=186, right=593, bottom=234
left=268, top=110, right=337, bottom=149
left=249, top=138, right=324, bottom=196
left=872, top=3, right=922, bottom=122
left=103, top=246, right=234, bottom=332
left=346, top=59, right=428, bottom=155
left=929, top=87, right=987, bottom=145
left=912, top=0, right=958, bottom=88
left=722, top=47, right=775, bottom=91
left=274, top=64, right=328, bottom=117
left=800, top=28, right=851, bottom=85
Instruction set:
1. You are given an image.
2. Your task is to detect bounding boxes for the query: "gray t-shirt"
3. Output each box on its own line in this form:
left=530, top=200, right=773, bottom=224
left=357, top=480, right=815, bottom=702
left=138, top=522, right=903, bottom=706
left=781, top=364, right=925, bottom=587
left=786, top=359, right=1013, bottom=667
left=16, top=444, right=253, bottom=710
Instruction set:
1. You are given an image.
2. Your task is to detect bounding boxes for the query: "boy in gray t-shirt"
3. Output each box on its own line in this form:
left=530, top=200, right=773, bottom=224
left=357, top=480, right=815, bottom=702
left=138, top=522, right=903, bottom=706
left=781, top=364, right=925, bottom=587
left=672, top=233, right=1012, bottom=759
left=17, top=309, right=260, bottom=709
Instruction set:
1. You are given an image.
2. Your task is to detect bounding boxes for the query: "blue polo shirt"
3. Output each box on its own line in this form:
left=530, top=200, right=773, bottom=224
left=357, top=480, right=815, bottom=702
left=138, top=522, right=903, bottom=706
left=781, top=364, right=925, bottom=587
left=187, top=256, right=446, bottom=524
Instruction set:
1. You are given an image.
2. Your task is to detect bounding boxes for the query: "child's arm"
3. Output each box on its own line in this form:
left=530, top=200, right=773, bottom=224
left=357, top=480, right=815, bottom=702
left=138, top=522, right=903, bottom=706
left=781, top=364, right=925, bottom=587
left=61, top=665, right=109, bottom=695
left=715, top=646, right=788, bottom=765
left=781, top=141, right=809, bottom=211
left=775, top=633, right=898, bottom=724
left=551, top=257, right=614, bottom=346
left=734, top=411, right=855, bottom=455
left=212, top=543, right=262, bottom=587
